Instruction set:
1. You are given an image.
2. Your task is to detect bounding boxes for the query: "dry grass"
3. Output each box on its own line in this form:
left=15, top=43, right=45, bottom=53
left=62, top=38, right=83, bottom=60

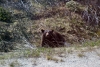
left=46, top=55, right=59, bottom=62
left=9, top=60, right=21, bottom=67
left=77, top=53, right=85, bottom=58
left=46, top=55, right=64, bottom=63
left=67, top=49, right=73, bottom=54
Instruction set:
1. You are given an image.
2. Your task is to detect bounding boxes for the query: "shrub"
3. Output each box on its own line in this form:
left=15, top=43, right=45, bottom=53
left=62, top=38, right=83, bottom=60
left=0, top=7, right=12, bottom=23
left=66, top=1, right=80, bottom=12
left=0, top=41, right=14, bottom=52
left=0, top=30, right=15, bottom=52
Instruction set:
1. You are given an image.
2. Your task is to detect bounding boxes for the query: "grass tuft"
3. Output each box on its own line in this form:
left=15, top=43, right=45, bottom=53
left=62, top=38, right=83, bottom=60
left=78, top=53, right=85, bottom=58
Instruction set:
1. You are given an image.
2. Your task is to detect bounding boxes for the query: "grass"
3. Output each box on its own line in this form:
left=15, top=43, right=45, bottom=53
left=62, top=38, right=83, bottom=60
left=0, top=47, right=64, bottom=60
left=0, top=39, right=100, bottom=60
left=29, top=47, right=56, bottom=58
left=0, top=49, right=32, bottom=60
left=77, top=53, right=85, bottom=58
left=70, top=39, right=100, bottom=51
left=46, top=55, right=64, bottom=63
left=9, top=60, right=21, bottom=67
left=0, top=47, right=64, bottom=62
left=67, top=48, right=73, bottom=54
left=82, top=39, right=100, bottom=47
left=46, top=55, right=59, bottom=62
left=0, top=60, right=6, bottom=66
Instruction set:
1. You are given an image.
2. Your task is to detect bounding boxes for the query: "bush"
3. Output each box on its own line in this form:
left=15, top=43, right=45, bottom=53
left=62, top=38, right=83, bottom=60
left=0, top=41, right=14, bottom=52
left=0, top=31, right=13, bottom=41
left=0, top=7, right=12, bottom=23
left=0, top=30, right=15, bottom=52
left=66, top=1, right=80, bottom=12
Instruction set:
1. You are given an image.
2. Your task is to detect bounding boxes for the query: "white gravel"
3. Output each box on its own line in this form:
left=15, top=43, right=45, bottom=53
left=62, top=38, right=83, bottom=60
left=0, top=47, right=100, bottom=67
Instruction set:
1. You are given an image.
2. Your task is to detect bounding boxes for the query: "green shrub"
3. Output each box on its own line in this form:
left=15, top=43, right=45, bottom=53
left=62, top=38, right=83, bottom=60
left=0, top=7, right=12, bottom=23
left=66, top=1, right=80, bottom=12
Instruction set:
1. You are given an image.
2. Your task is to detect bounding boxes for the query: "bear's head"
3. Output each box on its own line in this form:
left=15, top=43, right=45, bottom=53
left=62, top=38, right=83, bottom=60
left=41, top=29, right=54, bottom=39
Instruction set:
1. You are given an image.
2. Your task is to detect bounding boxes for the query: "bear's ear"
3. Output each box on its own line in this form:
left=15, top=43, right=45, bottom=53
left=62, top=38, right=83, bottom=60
left=41, top=29, right=45, bottom=33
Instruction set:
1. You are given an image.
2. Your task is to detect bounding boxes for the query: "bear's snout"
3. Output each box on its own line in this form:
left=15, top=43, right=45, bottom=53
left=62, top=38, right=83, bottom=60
left=45, top=33, right=49, bottom=36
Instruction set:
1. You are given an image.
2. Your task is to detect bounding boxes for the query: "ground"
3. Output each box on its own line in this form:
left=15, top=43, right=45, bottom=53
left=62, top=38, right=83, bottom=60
left=0, top=46, right=100, bottom=67
left=0, top=0, right=100, bottom=67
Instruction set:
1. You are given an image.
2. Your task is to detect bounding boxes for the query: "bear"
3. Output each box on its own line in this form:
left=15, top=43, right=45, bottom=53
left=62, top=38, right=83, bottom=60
left=41, top=29, right=65, bottom=47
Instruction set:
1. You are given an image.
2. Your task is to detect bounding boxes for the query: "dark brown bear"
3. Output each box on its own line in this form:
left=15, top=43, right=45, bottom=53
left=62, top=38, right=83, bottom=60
left=41, top=29, right=65, bottom=47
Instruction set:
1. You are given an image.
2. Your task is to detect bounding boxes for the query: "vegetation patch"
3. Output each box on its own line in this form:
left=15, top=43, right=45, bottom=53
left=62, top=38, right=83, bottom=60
left=0, top=7, right=13, bottom=23
left=66, top=0, right=84, bottom=12
left=77, top=53, right=85, bottom=58
left=9, top=61, right=21, bottom=67
left=82, top=39, right=100, bottom=47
